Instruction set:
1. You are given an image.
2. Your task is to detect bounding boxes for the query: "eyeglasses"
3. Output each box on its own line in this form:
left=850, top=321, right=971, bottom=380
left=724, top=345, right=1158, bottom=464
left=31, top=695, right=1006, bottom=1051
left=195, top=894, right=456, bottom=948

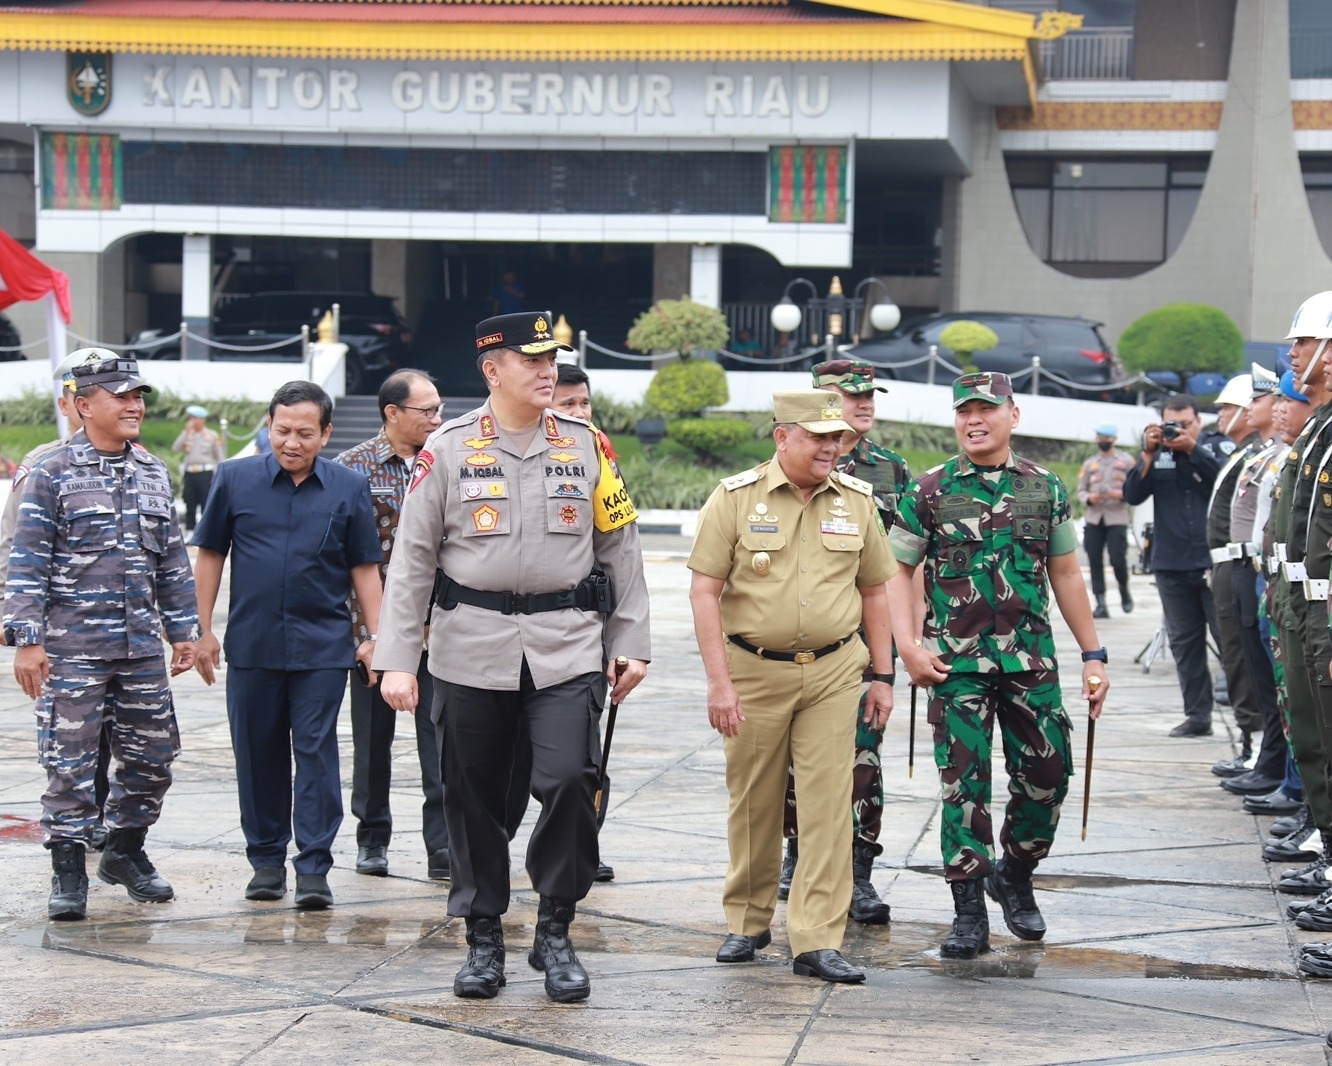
left=395, top=403, right=444, bottom=419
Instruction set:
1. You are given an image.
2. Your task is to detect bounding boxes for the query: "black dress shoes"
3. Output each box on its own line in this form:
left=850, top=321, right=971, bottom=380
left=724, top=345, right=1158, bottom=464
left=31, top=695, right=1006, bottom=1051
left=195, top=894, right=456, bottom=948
left=245, top=866, right=287, bottom=901
left=1220, top=772, right=1283, bottom=796
left=427, top=849, right=450, bottom=880
left=594, top=862, right=615, bottom=882
left=294, top=873, right=334, bottom=910
left=355, top=845, right=389, bottom=876
left=1169, top=719, right=1213, bottom=737
left=1244, top=789, right=1302, bottom=815
left=792, top=949, right=865, bottom=983
left=715, top=930, right=772, bottom=963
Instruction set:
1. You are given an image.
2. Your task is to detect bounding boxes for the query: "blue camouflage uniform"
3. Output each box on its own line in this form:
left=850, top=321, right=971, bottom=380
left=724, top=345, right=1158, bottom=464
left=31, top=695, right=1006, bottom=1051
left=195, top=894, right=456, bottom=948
left=3, top=429, right=199, bottom=842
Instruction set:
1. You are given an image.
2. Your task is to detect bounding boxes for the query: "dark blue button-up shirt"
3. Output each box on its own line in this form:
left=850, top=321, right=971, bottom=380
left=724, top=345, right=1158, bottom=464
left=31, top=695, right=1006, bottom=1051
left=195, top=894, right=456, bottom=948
left=192, top=452, right=380, bottom=670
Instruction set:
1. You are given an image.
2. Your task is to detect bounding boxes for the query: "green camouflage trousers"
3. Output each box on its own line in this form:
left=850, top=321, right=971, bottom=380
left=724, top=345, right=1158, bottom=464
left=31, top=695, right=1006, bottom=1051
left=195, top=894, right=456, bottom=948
left=930, top=670, right=1071, bottom=882
left=783, top=687, right=884, bottom=849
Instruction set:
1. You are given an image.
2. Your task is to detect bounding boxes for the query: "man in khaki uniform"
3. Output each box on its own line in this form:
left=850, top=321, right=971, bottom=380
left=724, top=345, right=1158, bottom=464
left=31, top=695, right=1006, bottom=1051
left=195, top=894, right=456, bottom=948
left=375, top=311, right=651, bottom=1005
left=689, top=389, right=897, bottom=984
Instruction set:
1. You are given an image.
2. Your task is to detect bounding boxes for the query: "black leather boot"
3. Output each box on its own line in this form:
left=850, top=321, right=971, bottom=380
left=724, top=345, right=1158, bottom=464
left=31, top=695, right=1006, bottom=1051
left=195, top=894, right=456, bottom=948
left=454, top=917, right=506, bottom=999
left=48, top=840, right=88, bottom=921
left=529, top=898, right=590, bottom=1002
left=940, top=879, right=990, bottom=959
left=849, top=844, right=890, bottom=924
left=97, top=827, right=174, bottom=902
left=1119, top=581, right=1134, bottom=613
left=778, top=837, right=797, bottom=902
left=1092, top=594, right=1109, bottom=620
left=984, top=857, right=1046, bottom=941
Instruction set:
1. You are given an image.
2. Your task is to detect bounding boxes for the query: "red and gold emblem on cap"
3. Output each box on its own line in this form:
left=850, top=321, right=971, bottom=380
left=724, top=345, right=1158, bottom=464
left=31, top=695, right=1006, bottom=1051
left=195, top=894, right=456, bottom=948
left=471, top=504, right=500, bottom=532
left=559, top=504, right=579, bottom=527
left=548, top=451, right=579, bottom=463
left=479, top=414, right=496, bottom=438
left=408, top=448, right=434, bottom=493
left=476, top=332, right=504, bottom=350
left=465, top=452, right=498, bottom=466
left=534, top=316, right=551, bottom=338
left=463, top=436, right=495, bottom=450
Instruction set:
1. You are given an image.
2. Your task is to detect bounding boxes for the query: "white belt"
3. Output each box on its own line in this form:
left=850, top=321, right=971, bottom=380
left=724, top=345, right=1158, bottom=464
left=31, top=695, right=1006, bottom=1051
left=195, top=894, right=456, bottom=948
left=1284, top=560, right=1308, bottom=583
left=1306, top=578, right=1330, bottom=602
left=1209, top=546, right=1230, bottom=564
left=1277, top=544, right=1290, bottom=563
left=1267, top=554, right=1282, bottom=575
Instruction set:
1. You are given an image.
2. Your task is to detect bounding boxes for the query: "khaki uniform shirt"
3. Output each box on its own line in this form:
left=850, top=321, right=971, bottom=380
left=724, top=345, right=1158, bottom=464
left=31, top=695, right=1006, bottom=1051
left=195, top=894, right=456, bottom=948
left=688, top=459, right=897, bottom=650
left=373, top=401, right=651, bottom=690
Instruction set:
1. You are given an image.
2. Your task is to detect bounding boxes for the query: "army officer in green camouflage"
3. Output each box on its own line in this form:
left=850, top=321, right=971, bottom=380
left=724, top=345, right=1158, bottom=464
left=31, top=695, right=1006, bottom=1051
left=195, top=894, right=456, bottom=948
left=888, top=371, right=1108, bottom=959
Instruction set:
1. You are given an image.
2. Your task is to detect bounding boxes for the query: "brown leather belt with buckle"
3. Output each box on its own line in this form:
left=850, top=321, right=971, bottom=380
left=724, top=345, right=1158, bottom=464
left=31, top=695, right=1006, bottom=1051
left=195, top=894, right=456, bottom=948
left=727, top=633, right=853, bottom=664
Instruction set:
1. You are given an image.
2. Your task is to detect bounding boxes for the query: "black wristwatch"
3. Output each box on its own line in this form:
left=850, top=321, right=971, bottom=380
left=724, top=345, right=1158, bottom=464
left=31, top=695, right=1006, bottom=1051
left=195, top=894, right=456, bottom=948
left=871, top=672, right=896, bottom=685
left=1081, top=648, right=1109, bottom=663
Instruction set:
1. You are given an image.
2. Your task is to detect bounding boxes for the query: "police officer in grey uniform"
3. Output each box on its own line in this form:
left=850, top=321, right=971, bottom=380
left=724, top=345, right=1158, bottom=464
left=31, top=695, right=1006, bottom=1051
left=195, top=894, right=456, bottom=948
left=375, top=311, right=651, bottom=1004
left=4, top=349, right=198, bottom=921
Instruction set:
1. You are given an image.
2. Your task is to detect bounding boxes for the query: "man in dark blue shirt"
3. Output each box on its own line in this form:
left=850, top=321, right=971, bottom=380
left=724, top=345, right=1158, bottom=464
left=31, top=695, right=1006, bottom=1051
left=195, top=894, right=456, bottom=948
left=1123, top=393, right=1224, bottom=737
left=192, top=381, right=383, bottom=909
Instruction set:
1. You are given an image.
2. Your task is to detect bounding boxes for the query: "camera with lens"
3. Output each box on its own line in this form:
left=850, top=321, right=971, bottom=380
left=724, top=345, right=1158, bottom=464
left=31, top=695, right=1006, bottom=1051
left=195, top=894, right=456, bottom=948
left=1160, top=421, right=1184, bottom=441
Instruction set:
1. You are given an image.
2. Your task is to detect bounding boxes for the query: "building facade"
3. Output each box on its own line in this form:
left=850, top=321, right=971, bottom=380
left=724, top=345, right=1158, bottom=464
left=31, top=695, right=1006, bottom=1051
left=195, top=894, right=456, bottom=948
left=1, top=0, right=1330, bottom=385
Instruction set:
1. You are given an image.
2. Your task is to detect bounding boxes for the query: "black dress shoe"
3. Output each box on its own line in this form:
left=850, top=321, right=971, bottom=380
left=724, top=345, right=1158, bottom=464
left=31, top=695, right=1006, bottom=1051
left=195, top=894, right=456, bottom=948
left=246, top=866, right=287, bottom=901
left=594, top=861, right=615, bottom=882
left=1169, top=719, right=1213, bottom=737
left=1244, top=789, right=1302, bottom=814
left=427, top=849, right=450, bottom=880
left=792, top=949, right=865, bottom=983
left=1272, top=808, right=1309, bottom=837
left=1220, top=772, right=1283, bottom=796
left=355, top=845, right=389, bottom=876
left=1279, top=856, right=1331, bottom=896
left=715, top=930, right=772, bottom=963
left=1265, top=826, right=1322, bottom=863
left=1211, top=754, right=1252, bottom=778
left=294, top=873, right=334, bottom=910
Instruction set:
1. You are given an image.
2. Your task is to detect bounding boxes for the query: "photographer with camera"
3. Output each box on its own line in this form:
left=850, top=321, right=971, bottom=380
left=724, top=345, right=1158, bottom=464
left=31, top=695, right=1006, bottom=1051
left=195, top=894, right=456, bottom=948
left=1123, top=394, right=1225, bottom=737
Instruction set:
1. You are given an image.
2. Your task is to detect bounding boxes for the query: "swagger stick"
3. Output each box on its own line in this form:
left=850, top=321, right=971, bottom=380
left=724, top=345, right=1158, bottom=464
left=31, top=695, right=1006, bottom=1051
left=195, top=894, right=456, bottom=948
left=594, top=656, right=630, bottom=815
left=908, top=685, right=918, bottom=778
left=1081, top=675, right=1103, bottom=841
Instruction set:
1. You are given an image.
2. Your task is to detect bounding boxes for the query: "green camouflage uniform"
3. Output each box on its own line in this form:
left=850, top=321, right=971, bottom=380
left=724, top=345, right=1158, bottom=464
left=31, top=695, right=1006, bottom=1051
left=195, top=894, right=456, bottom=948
left=890, top=448, right=1077, bottom=882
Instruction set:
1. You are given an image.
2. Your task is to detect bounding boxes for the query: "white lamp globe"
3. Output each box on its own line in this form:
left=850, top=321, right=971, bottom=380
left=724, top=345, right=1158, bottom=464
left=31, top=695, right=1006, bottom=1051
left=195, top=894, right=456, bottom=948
left=869, top=302, right=901, bottom=333
left=770, top=299, right=802, bottom=334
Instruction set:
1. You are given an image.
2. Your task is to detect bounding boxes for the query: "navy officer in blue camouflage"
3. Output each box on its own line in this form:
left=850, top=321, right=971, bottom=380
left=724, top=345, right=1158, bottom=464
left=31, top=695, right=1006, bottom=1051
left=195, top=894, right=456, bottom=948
left=4, top=349, right=199, bottom=921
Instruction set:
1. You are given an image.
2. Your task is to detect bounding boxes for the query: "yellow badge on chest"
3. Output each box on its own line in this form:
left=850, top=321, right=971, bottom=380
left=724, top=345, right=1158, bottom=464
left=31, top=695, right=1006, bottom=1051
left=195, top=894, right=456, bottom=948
left=752, top=551, right=771, bottom=575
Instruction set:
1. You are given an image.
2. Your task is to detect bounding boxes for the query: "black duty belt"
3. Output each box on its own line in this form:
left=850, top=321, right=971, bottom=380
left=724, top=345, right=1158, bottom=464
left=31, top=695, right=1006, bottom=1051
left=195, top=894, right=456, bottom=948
left=727, top=633, right=853, bottom=665
left=435, top=573, right=604, bottom=616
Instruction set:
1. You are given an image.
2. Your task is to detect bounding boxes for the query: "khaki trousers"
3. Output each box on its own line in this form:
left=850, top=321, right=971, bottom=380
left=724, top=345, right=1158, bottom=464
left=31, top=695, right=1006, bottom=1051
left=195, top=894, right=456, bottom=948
left=722, top=636, right=869, bottom=957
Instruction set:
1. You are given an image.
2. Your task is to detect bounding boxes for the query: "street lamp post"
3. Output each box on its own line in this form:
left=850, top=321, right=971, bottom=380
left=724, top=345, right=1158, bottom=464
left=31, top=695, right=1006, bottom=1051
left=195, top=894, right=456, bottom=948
left=769, top=275, right=901, bottom=363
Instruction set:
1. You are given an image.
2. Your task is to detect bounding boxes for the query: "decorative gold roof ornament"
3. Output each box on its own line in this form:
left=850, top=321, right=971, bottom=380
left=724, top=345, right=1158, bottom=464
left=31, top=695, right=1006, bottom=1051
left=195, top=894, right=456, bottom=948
left=1032, top=11, right=1085, bottom=39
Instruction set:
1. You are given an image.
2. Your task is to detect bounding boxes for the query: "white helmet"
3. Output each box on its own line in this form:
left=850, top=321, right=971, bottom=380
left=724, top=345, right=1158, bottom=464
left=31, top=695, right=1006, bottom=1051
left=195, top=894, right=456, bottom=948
left=1214, top=374, right=1253, bottom=409
left=1285, top=291, right=1332, bottom=340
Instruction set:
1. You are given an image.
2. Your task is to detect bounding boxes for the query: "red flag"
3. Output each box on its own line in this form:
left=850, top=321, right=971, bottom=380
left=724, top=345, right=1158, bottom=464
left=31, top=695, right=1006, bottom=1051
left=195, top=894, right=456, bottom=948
left=0, top=229, right=72, bottom=323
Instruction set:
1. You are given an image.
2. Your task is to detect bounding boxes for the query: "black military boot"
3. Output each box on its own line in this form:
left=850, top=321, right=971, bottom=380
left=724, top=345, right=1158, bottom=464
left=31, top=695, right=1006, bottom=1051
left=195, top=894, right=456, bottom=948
left=1119, top=580, right=1134, bottom=614
left=777, top=837, right=798, bottom=902
left=1091, top=594, right=1109, bottom=620
left=985, top=857, right=1046, bottom=941
left=1279, top=834, right=1332, bottom=896
left=48, top=840, right=88, bottom=921
left=940, top=879, right=990, bottom=959
left=453, top=917, right=506, bottom=999
left=528, top=898, right=590, bottom=1002
left=849, top=844, right=890, bottom=924
left=97, top=827, right=174, bottom=903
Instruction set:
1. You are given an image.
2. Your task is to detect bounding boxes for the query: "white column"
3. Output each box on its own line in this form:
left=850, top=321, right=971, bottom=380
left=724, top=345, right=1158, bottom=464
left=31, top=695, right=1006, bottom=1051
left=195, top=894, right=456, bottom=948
left=689, top=244, right=721, bottom=309
left=181, top=234, right=212, bottom=358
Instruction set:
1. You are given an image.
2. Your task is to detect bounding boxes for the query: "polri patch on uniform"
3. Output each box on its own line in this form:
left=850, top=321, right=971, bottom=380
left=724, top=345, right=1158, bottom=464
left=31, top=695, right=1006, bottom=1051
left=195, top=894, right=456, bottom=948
left=553, top=481, right=584, bottom=498
left=471, top=504, right=500, bottom=532
left=409, top=449, right=435, bottom=493
left=559, top=504, right=580, bottom=527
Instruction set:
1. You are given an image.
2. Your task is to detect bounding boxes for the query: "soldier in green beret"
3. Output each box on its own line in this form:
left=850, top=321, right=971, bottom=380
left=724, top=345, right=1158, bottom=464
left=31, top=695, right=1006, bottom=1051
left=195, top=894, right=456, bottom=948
left=888, top=372, right=1109, bottom=958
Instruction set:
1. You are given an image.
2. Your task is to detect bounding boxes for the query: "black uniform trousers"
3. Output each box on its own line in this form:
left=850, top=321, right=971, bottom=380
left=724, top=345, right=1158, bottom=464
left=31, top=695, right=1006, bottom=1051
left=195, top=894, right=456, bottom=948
left=1155, top=568, right=1218, bottom=725
left=1212, top=560, right=1262, bottom=735
left=350, top=651, right=447, bottom=856
left=1228, top=561, right=1285, bottom=779
left=1083, top=520, right=1129, bottom=599
left=436, top=660, right=601, bottom=917
left=181, top=470, right=214, bottom=532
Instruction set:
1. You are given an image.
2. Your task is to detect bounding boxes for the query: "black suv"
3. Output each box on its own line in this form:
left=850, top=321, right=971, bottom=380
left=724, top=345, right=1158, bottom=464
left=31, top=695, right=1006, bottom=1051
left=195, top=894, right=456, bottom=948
left=844, top=312, right=1122, bottom=399
left=131, top=292, right=409, bottom=394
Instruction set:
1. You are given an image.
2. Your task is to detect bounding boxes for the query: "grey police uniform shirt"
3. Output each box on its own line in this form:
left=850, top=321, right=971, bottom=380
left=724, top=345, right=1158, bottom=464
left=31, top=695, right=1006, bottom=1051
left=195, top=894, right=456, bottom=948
left=373, top=401, right=651, bottom=691
left=3, top=430, right=199, bottom=656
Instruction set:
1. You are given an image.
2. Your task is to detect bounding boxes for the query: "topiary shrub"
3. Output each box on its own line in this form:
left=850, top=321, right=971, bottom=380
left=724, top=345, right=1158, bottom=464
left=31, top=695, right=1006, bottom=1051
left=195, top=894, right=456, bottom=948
left=627, top=296, right=730, bottom=358
left=939, top=320, right=999, bottom=365
left=1118, top=303, right=1243, bottom=378
left=645, top=359, right=729, bottom=418
left=666, top=417, right=754, bottom=465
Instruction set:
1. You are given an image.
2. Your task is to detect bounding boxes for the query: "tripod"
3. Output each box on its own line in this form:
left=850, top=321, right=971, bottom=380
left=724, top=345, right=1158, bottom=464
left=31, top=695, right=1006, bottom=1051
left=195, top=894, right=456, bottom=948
left=1132, top=625, right=1221, bottom=675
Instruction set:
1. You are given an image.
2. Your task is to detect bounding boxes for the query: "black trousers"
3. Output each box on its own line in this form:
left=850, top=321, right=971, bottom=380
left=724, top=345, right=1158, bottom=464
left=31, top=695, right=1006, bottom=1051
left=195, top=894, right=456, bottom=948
left=350, top=651, right=447, bottom=856
left=437, top=662, right=601, bottom=917
left=181, top=470, right=214, bottom=531
left=1083, top=520, right=1129, bottom=598
left=1231, top=563, right=1286, bottom=780
left=1155, top=568, right=1218, bottom=724
left=1212, top=560, right=1262, bottom=734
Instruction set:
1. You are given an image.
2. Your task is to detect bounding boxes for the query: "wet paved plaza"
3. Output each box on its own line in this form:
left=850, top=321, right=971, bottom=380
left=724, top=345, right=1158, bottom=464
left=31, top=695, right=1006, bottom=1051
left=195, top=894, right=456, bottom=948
left=3, top=554, right=1332, bottom=1064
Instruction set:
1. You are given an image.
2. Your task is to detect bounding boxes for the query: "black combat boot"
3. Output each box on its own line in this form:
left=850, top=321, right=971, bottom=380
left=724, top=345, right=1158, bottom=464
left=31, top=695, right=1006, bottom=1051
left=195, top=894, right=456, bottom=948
left=1279, top=834, right=1332, bottom=896
left=985, top=857, right=1046, bottom=941
left=849, top=844, right=890, bottom=924
left=940, top=879, right=990, bottom=959
left=454, top=917, right=506, bottom=999
left=777, top=837, right=798, bottom=902
left=48, top=840, right=88, bottom=921
left=529, top=898, right=590, bottom=1002
left=1091, top=594, right=1109, bottom=620
left=97, top=827, right=174, bottom=903
left=1119, top=580, right=1134, bottom=613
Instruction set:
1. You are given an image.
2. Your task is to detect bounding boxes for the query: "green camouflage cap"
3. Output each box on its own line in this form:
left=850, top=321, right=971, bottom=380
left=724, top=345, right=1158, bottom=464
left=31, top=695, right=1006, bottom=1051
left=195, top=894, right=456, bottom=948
left=772, top=389, right=853, bottom=435
left=952, top=371, right=1013, bottom=409
left=811, top=358, right=888, bottom=395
